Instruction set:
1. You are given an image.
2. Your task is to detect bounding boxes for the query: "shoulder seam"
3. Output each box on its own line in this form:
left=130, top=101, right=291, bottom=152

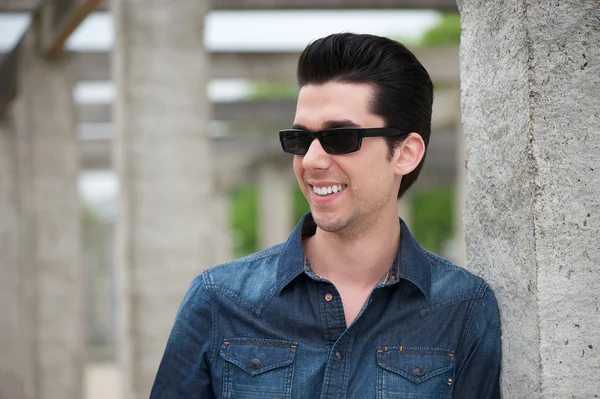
left=419, top=291, right=482, bottom=317
left=423, top=250, right=459, bottom=270
left=223, top=245, right=282, bottom=266
left=210, top=283, right=262, bottom=316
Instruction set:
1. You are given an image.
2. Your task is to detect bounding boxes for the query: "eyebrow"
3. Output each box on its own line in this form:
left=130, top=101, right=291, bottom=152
left=291, top=119, right=361, bottom=131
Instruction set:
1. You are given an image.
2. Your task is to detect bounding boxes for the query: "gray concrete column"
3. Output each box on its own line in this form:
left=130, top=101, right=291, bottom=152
left=3, top=26, right=84, bottom=399
left=112, top=1, right=215, bottom=398
left=0, top=111, right=30, bottom=399
left=453, top=105, right=467, bottom=267
left=258, top=161, right=292, bottom=249
left=459, top=1, right=600, bottom=397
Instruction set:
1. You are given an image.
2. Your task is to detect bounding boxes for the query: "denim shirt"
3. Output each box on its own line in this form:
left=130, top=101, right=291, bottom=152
left=151, top=213, right=501, bottom=399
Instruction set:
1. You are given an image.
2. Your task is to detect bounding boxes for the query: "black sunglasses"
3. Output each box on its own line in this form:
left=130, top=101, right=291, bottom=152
left=279, top=127, right=409, bottom=155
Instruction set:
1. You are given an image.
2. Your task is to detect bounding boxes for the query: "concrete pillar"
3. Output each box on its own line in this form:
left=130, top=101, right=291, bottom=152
left=453, top=106, right=467, bottom=267
left=459, top=1, right=600, bottom=397
left=258, top=161, right=292, bottom=249
left=0, top=111, right=29, bottom=399
left=1, top=27, right=84, bottom=399
left=112, top=1, right=215, bottom=398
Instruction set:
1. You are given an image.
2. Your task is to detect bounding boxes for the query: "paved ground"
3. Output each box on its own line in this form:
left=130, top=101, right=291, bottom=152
left=85, top=363, right=121, bottom=399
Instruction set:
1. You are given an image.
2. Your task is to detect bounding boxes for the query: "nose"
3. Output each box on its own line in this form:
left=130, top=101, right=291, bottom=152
left=301, top=138, right=331, bottom=170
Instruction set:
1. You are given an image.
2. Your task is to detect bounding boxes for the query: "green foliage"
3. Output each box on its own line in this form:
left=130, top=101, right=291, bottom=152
left=420, top=13, right=461, bottom=46
left=292, top=185, right=310, bottom=221
left=248, top=81, right=299, bottom=100
left=229, top=185, right=258, bottom=257
left=230, top=183, right=455, bottom=257
left=230, top=184, right=309, bottom=257
left=410, top=186, right=455, bottom=253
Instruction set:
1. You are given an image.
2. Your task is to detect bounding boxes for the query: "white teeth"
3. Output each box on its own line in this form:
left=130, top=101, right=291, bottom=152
left=313, top=184, right=345, bottom=196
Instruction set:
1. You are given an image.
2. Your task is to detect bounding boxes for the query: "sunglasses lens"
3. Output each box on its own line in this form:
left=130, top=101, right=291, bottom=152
left=280, top=131, right=312, bottom=155
left=321, top=130, right=360, bottom=154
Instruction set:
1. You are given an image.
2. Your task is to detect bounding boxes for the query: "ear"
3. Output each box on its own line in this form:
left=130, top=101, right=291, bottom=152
left=393, top=132, right=426, bottom=176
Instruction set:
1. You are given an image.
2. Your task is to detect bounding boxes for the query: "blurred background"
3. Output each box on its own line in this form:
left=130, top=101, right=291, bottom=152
left=0, top=1, right=464, bottom=398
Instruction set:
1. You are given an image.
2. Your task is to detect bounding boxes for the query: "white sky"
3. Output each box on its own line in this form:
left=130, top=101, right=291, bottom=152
left=0, top=10, right=439, bottom=51
left=0, top=9, right=440, bottom=204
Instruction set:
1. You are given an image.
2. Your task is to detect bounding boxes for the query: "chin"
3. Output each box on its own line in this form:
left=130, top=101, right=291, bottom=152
left=311, top=211, right=348, bottom=233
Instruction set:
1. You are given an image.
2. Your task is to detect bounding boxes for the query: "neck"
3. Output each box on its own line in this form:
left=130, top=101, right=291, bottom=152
left=305, top=212, right=401, bottom=288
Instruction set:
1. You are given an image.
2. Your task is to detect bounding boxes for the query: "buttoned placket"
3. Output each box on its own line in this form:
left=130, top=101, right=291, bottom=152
left=317, top=283, right=353, bottom=399
left=304, top=256, right=401, bottom=398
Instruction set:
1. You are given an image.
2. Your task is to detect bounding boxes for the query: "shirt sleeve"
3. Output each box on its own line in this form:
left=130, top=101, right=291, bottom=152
left=150, top=273, right=216, bottom=399
left=452, top=285, right=502, bottom=399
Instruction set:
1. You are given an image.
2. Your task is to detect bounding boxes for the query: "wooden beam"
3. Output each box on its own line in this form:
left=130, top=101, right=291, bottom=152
left=69, top=46, right=459, bottom=83
left=40, top=0, right=104, bottom=57
left=0, top=0, right=457, bottom=12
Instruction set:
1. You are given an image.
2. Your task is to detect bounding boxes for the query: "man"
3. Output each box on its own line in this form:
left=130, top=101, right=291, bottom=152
left=151, top=33, right=501, bottom=398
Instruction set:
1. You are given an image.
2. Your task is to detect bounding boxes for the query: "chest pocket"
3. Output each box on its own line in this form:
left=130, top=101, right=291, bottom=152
left=220, top=338, right=298, bottom=399
left=376, top=346, right=455, bottom=399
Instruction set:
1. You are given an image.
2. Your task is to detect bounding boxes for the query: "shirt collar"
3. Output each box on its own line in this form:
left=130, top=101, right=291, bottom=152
left=275, top=212, right=431, bottom=298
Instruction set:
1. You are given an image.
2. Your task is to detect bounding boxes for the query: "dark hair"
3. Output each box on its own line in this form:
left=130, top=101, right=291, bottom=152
left=297, top=33, right=433, bottom=198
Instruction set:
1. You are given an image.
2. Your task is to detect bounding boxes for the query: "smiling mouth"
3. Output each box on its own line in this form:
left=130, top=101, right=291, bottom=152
left=312, top=184, right=347, bottom=196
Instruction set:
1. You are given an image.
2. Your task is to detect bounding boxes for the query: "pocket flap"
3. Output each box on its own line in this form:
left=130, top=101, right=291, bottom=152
left=376, top=346, right=454, bottom=384
left=220, top=338, right=298, bottom=376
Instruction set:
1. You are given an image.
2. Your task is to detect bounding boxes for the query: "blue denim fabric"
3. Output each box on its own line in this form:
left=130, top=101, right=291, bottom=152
left=151, top=213, right=501, bottom=399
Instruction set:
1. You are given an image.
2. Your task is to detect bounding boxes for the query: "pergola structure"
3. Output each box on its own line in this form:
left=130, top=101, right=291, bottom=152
left=0, top=1, right=462, bottom=196
left=0, top=1, right=463, bottom=399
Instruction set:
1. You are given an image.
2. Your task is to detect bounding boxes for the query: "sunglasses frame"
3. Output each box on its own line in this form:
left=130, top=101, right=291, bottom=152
left=279, top=127, right=410, bottom=155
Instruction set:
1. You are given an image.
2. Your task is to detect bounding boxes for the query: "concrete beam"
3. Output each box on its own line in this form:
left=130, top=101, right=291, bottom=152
left=69, top=46, right=459, bottom=84
left=77, top=87, right=460, bottom=125
left=79, top=123, right=457, bottom=191
left=77, top=100, right=295, bottom=123
left=77, top=88, right=460, bottom=192
left=0, top=0, right=457, bottom=12
left=71, top=51, right=301, bottom=81
left=0, top=46, right=458, bottom=115
left=0, top=0, right=43, bottom=11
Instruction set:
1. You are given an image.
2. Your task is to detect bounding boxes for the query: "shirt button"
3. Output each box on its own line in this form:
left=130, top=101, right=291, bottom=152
left=251, top=358, right=260, bottom=369
left=412, top=366, right=422, bottom=376
left=336, top=351, right=344, bottom=360
left=325, top=293, right=333, bottom=302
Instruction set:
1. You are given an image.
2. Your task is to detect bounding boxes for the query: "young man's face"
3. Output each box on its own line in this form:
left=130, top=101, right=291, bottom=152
left=292, top=82, right=403, bottom=236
